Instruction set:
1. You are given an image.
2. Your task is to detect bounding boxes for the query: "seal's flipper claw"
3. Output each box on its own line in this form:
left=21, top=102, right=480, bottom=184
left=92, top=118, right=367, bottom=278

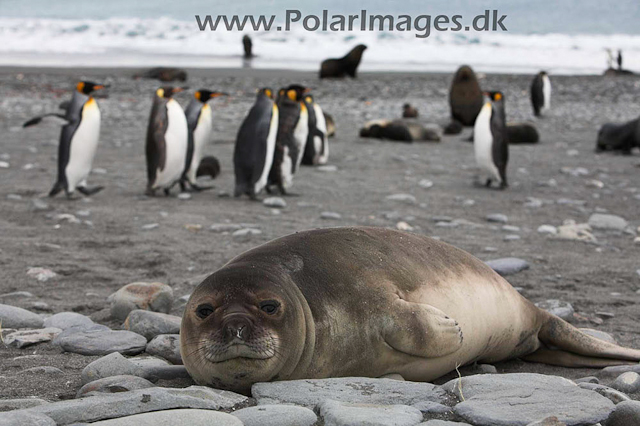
left=384, top=299, right=463, bottom=358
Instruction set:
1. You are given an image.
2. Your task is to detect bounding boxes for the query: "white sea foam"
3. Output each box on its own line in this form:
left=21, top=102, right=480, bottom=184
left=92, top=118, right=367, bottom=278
left=0, top=17, right=638, bottom=74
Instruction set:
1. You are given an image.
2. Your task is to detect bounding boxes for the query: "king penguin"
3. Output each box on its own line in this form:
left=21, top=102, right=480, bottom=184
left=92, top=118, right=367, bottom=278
left=301, top=93, right=329, bottom=166
left=145, top=86, right=189, bottom=196
left=23, top=81, right=108, bottom=198
left=267, top=85, right=309, bottom=195
left=233, top=88, right=279, bottom=199
left=474, top=91, right=508, bottom=189
left=530, top=71, right=551, bottom=117
left=181, top=89, right=226, bottom=192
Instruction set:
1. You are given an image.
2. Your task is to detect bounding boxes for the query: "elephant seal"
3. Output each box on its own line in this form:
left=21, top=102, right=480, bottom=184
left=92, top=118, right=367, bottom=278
left=319, top=45, right=367, bottom=79
left=180, top=227, right=640, bottom=394
left=449, top=65, right=483, bottom=126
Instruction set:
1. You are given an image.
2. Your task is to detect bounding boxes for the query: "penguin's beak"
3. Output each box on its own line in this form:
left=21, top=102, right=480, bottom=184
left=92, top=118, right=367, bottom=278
left=212, top=92, right=229, bottom=97
left=94, top=85, right=106, bottom=91
left=303, top=87, right=312, bottom=94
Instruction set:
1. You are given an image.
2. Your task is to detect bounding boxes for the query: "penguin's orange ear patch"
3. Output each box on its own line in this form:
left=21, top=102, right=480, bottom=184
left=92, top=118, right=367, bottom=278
left=287, top=90, right=296, bottom=101
left=76, top=82, right=85, bottom=93
left=195, top=91, right=201, bottom=100
left=494, top=93, right=502, bottom=101
left=265, top=89, right=272, bottom=98
left=305, top=96, right=312, bottom=103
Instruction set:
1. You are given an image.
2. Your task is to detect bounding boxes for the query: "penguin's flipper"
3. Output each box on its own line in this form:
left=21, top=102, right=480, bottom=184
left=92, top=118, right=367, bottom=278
left=59, top=100, right=71, bottom=111
left=76, top=186, right=104, bottom=196
left=23, top=113, right=68, bottom=128
left=48, top=181, right=65, bottom=198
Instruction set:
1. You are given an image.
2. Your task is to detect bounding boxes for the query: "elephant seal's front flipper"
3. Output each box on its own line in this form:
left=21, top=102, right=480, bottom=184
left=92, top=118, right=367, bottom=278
left=384, top=299, right=463, bottom=358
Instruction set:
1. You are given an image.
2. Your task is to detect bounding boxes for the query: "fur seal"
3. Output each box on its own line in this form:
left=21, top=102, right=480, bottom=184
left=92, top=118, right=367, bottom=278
left=449, top=65, right=484, bottom=126
left=360, top=120, right=440, bottom=143
left=402, top=104, right=419, bottom=118
left=324, top=112, right=336, bottom=137
left=134, top=67, right=188, bottom=82
left=319, top=45, right=367, bottom=79
left=507, top=122, right=540, bottom=144
left=196, top=156, right=221, bottom=180
left=596, top=117, right=639, bottom=154
left=181, top=227, right=640, bottom=395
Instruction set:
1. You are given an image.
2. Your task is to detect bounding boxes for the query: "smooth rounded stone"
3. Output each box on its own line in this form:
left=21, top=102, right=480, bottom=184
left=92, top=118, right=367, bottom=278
left=418, top=421, right=471, bottom=426
left=13, top=386, right=248, bottom=425
left=485, top=258, right=530, bottom=276
left=0, top=411, right=56, bottom=426
left=0, top=304, right=44, bottom=328
left=599, top=364, right=640, bottom=379
left=574, top=376, right=599, bottom=384
left=411, top=401, right=452, bottom=414
left=0, top=398, right=49, bottom=411
left=386, top=193, right=417, bottom=204
left=579, top=328, right=617, bottom=344
left=21, top=366, right=64, bottom=375
left=81, top=353, right=146, bottom=384
left=232, top=228, right=262, bottom=239
left=578, top=383, right=630, bottom=404
left=588, top=213, right=628, bottom=231
left=0, top=291, right=34, bottom=299
left=503, top=234, right=521, bottom=241
left=443, top=373, right=614, bottom=426
left=123, top=310, right=181, bottom=341
left=87, top=409, right=243, bottom=426
left=525, top=417, right=567, bottom=426
left=30, top=198, right=52, bottom=212
left=146, top=334, right=182, bottom=365
left=210, top=223, right=243, bottom=233
left=263, top=197, right=286, bottom=208
left=502, top=225, right=520, bottom=232
left=486, top=213, right=508, bottom=223
left=55, top=329, right=147, bottom=356
left=320, top=211, right=342, bottom=220
left=4, top=327, right=62, bottom=348
left=418, top=179, right=434, bottom=189
left=43, top=312, right=94, bottom=330
left=109, top=282, right=173, bottom=321
left=604, top=400, right=640, bottom=425
left=318, top=399, right=423, bottom=426
left=76, top=375, right=156, bottom=398
left=611, top=372, right=640, bottom=394
left=177, top=193, right=191, bottom=200
left=534, top=299, right=574, bottom=321
left=252, top=377, right=447, bottom=409
left=538, top=225, right=558, bottom=235
left=232, top=404, right=317, bottom=426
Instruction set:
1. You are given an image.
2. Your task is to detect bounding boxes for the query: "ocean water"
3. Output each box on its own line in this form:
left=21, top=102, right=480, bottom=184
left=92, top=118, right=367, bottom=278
left=1, top=0, right=639, bottom=75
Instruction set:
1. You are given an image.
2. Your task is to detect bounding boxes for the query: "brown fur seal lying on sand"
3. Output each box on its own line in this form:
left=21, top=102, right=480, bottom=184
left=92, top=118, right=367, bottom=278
left=359, top=119, right=440, bottom=143
left=180, top=227, right=640, bottom=394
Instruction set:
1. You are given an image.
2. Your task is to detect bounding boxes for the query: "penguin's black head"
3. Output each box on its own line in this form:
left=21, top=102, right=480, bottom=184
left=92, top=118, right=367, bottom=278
left=156, top=87, right=186, bottom=98
left=76, top=81, right=108, bottom=95
left=195, top=90, right=227, bottom=102
left=284, top=84, right=310, bottom=101
left=258, top=88, right=274, bottom=99
left=485, top=91, right=504, bottom=102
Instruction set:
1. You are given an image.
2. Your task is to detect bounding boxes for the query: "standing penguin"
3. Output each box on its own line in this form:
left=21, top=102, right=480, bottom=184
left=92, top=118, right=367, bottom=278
left=233, top=88, right=279, bottom=199
left=181, top=89, right=226, bottom=192
left=23, top=81, right=108, bottom=198
left=530, top=71, right=551, bottom=117
left=145, top=87, right=188, bottom=196
left=267, top=85, right=309, bottom=195
left=474, top=91, right=508, bottom=189
left=301, top=93, right=329, bottom=166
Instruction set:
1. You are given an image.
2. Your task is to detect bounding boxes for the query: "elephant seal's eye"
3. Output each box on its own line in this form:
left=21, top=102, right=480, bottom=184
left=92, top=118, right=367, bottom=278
left=259, top=300, right=280, bottom=315
left=196, top=304, right=214, bottom=319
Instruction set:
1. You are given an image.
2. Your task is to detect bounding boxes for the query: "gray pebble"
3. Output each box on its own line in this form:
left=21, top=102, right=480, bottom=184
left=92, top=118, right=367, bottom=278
left=486, top=213, right=508, bottom=223
left=232, top=404, right=317, bottom=426
left=0, top=304, right=44, bottom=328
left=44, top=312, right=94, bottom=330
left=320, top=211, right=342, bottom=220
left=605, top=400, right=640, bottom=425
left=210, top=224, right=243, bottom=233
left=263, top=197, right=286, bottom=208
left=81, top=353, right=146, bottom=384
left=54, top=329, right=147, bottom=356
left=588, top=213, right=628, bottom=231
left=386, top=193, right=416, bottom=204
left=318, top=399, right=423, bottom=426
left=0, top=291, right=34, bottom=299
left=411, top=400, right=452, bottom=414
left=4, top=327, right=61, bottom=348
left=0, top=411, right=56, bottom=426
left=535, top=299, right=574, bottom=321
left=0, top=398, right=49, bottom=411
left=611, top=372, right=640, bottom=394
left=503, top=234, right=521, bottom=241
left=146, top=334, right=182, bottom=365
left=123, top=310, right=181, bottom=341
left=76, top=375, right=155, bottom=398
left=578, top=382, right=630, bottom=404
left=486, top=258, right=530, bottom=276
left=86, top=410, right=243, bottom=425
left=537, top=225, right=558, bottom=234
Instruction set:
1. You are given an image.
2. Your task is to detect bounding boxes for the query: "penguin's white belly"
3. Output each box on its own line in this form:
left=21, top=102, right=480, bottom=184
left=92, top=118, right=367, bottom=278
left=281, top=145, right=293, bottom=189
left=154, top=99, right=188, bottom=189
left=292, top=106, right=309, bottom=172
left=187, top=106, right=213, bottom=182
left=65, top=99, right=101, bottom=192
left=313, top=103, right=329, bottom=165
left=542, top=76, right=551, bottom=111
left=254, top=105, right=278, bottom=194
left=474, top=104, right=501, bottom=183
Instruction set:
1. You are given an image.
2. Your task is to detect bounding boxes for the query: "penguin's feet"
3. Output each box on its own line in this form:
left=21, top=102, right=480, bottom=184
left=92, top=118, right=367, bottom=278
left=189, top=184, right=213, bottom=192
left=77, top=186, right=104, bottom=196
left=163, top=188, right=171, bottom=197
left=145, top=188, right=156, bottom=197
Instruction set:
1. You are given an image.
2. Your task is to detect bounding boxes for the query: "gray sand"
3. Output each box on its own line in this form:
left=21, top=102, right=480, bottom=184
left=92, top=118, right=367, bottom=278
left=0, top=67, right=639, bottom=401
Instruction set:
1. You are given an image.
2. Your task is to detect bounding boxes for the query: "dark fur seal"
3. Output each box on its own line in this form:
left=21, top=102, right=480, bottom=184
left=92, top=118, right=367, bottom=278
left=596, top=117, right=640, bottom=154
left=319, top=45, right=367, bottom=79
left=180, top=227, right=640, bottom=394
left=134, top=67, right=187, bottom=82
left=449, top=65, right=483, bottom=126
left=360, top=120, right=440, bottom=143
